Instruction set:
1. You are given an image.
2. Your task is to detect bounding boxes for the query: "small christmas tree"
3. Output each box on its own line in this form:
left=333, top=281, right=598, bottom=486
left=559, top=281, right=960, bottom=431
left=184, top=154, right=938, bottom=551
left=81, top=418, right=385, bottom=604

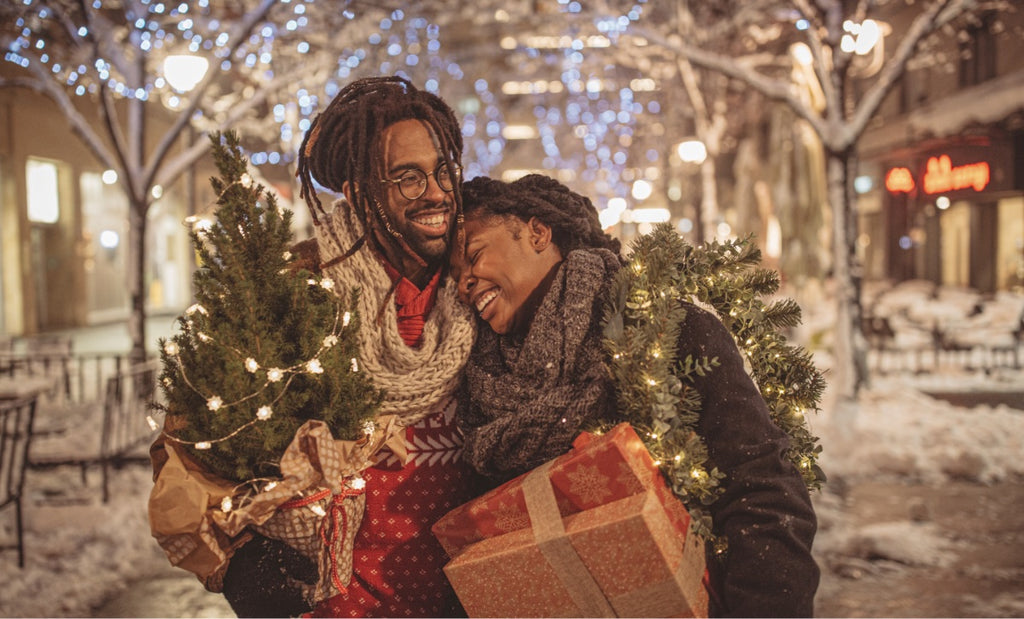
left=155, top=131, right=382, bottom=484
left=601, top=224, right=826, bottom=542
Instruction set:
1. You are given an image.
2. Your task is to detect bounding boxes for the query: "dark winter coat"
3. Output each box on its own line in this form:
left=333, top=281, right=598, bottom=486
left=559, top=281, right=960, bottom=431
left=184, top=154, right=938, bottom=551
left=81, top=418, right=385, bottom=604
left=458, top=249, right=819, bottom=617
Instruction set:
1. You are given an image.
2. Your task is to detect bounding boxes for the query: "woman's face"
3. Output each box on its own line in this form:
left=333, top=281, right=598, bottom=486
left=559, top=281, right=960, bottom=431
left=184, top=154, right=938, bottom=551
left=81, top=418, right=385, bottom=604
left=456, top=214, right=562, bottom=334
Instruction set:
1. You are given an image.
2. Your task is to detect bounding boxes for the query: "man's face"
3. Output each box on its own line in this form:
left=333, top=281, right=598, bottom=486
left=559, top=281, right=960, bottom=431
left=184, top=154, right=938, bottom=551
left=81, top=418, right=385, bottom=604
left=373, top=118, right=457, bottom=276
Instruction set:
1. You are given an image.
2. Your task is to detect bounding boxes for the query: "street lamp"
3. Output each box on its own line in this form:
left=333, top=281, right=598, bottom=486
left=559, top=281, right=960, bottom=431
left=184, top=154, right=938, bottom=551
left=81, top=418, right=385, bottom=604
left=163, top=54, right=209, bottom=93
left=677, top=140, right=707, bottom=165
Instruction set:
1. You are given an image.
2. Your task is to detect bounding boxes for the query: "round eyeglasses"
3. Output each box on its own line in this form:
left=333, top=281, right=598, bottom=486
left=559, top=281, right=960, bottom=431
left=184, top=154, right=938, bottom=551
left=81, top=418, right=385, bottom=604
left=380, top=163, right=461, bottom=201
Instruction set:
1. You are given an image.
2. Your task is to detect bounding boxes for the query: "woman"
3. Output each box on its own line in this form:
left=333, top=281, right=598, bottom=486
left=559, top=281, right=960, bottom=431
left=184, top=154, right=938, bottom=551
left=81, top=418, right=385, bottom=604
left=453, top=174, right=819, bottom=617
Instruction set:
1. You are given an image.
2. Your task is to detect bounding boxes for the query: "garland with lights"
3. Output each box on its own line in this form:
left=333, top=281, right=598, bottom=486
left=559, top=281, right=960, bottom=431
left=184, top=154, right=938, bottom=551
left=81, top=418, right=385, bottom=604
left=599, top=224, right=826, bottom=543
left=153, top=130, right=382, bottom=486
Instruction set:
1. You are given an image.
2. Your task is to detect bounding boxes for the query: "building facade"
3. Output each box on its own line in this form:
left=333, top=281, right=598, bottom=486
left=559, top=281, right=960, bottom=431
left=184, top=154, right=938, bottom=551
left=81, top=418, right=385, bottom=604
left=0, top=75, right=201, bottom=338
left=857, top=6, right=1024, bottom=294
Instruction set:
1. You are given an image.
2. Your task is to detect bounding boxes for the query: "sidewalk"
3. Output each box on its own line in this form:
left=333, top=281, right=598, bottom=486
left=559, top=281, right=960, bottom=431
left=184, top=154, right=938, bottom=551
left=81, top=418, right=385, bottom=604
left=45, top=309, right=184, bottom=355
left=93, top=566, right=234, bottom=618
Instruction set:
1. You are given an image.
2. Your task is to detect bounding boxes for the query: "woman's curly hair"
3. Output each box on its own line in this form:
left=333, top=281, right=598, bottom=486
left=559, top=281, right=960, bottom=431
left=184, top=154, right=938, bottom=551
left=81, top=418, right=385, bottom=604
left=460, top=174, right=622, bottom=257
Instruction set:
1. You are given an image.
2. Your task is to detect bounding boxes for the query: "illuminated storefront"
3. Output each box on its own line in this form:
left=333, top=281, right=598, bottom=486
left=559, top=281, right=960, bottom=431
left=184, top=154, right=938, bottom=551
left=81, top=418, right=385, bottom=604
left=881, top=132, right=1024, bottom=293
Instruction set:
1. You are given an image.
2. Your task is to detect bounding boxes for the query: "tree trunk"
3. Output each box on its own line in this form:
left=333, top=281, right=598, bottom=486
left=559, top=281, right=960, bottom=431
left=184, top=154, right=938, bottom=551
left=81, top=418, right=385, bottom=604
left=700, top=158, right=719, bottom=242
left=127, top=198, right=148, bottom=365
left=826, top=148, right=869, bottom=401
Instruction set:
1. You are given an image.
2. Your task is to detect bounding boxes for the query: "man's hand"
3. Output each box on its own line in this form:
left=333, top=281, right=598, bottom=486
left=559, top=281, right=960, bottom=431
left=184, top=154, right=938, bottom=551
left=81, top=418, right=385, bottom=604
left=222, top=532, right=319, bottom=618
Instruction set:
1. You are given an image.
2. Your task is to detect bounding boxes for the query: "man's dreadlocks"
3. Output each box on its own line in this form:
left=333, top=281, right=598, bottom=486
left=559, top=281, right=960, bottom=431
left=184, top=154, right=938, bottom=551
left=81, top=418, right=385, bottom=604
left=297, top=76, right=464, bottom=267
left=461, top=174, right=622, bottom=258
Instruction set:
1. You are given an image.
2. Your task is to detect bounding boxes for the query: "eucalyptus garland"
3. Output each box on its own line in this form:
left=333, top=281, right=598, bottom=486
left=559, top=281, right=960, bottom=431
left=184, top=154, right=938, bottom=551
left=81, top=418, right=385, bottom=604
left=599, top=223, right=826, bottom=542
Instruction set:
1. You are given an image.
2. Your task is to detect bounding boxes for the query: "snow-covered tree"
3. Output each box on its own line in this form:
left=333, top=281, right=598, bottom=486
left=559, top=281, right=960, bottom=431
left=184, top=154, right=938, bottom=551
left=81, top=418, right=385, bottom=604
left=0, top=1, right=503, bottom=361
left=632, top=0, right=1004, bottom=400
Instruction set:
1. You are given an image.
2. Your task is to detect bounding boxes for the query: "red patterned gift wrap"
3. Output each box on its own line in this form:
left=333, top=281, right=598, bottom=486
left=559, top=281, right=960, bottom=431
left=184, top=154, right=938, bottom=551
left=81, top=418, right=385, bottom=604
left=432, top=423, right=708, bottom=618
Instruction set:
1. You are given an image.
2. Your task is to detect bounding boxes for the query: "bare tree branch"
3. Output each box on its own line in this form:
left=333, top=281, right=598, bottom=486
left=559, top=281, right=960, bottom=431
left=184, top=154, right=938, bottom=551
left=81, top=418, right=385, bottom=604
left=142, top=0, right=279, bottom=190
left=634, top=25, right=830, bottom=140
left=844, top=0, right=973, bottom=148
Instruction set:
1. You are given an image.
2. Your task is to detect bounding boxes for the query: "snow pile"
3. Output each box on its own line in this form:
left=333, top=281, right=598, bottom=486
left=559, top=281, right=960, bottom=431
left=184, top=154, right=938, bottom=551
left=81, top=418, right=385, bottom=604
left=1, top=467, right=174, bottom=618
left=816, top=382, right=1024, bottom=484
left=845, top=520, right=957, bottom=567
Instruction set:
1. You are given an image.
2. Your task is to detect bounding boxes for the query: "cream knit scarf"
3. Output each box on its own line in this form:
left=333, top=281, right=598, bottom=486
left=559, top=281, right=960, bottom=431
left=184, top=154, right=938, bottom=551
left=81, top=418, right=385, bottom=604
left=314, top=200, right=476, bottom=426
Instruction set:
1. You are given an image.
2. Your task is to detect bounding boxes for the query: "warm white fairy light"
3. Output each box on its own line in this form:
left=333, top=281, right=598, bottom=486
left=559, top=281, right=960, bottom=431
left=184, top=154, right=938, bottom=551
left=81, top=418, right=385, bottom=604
left=361, top=420, right=376, bottom=436
left=309, top=504, right=327, bottom=517
left=198, top=332, right=212, bottom=342
left=350, top=477, right=366, bottom=490
left=319, top=278, right=335, bottom=291
left=221, top=496, right=233, bottom=513
left=283, top=251, right=292, bottom=261
left=186, top=304, right=208, bottom=316
left=160, top=303, right=367, bottom=465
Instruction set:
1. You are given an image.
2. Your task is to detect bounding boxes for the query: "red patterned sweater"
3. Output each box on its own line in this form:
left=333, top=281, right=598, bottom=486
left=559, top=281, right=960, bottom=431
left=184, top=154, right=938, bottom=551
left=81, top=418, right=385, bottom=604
left=308, top=265, right=478, bottom=617
left=308, top=403, right=477, bottom=617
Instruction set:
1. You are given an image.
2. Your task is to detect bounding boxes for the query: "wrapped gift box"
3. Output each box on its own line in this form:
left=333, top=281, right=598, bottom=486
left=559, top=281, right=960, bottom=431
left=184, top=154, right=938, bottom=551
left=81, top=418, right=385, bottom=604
left=433, top=423, right=708, bottom=617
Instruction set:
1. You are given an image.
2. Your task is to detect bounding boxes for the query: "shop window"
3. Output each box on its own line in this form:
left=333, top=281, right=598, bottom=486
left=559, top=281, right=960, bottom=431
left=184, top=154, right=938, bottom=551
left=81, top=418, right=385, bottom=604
left=959, top=13, right=997, bottom=88
left=26, top=158, right=61, bottom=224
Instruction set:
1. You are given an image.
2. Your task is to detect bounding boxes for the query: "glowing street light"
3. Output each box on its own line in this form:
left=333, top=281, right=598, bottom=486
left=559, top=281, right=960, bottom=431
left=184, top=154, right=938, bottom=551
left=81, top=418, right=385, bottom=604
left=163, top=54, right=209, bottom=92
left=631, top=179, right=653, bottom=200
left=677, top=140, right=707, bottom=164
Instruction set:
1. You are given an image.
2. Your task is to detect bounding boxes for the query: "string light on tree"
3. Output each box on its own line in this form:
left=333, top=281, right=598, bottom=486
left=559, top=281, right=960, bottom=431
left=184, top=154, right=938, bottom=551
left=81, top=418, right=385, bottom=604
left=153, top=131, right=383, bottom=489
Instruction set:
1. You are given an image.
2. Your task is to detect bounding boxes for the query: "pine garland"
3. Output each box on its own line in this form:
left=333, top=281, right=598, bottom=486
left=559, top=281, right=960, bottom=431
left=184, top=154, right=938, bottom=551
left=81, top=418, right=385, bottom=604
left=600, top=223, right=826, bottom=541
left=154, top=131, right=383, bottom=484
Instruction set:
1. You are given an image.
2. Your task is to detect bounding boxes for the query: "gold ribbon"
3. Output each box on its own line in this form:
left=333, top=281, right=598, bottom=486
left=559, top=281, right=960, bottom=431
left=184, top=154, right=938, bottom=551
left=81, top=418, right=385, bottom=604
left=521, top=461, right=617, bottom=618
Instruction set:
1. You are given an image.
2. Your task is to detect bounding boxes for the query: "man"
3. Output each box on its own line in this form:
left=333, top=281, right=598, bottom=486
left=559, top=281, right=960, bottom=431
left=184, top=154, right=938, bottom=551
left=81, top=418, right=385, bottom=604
left=150, top=77, right=478, bottom=617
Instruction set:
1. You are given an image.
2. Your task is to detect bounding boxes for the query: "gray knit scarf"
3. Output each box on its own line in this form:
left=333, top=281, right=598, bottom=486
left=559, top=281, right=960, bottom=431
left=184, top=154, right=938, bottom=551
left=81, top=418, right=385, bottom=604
left=459, top=247, right=622, bottom=481
left=315, top=200, right=476, bottom=424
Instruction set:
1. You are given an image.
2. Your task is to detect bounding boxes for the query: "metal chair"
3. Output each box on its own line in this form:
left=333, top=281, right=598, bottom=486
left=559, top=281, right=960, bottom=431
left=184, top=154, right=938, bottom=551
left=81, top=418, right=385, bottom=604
left=0, top=396, right=38, bottom=567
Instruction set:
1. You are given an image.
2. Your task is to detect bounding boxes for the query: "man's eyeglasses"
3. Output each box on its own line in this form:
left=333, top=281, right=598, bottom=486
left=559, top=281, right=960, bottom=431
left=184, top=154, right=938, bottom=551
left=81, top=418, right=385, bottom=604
left=381, top=163, right=461, bottom=201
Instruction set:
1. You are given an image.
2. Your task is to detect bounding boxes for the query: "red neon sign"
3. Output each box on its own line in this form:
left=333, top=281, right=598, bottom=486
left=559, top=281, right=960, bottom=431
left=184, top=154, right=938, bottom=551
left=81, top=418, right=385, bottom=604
left=885, top=167, right=915, bottom=193
left=886, top=154, right=992, bottom=195
left=922, top=155, right=990, bottom=194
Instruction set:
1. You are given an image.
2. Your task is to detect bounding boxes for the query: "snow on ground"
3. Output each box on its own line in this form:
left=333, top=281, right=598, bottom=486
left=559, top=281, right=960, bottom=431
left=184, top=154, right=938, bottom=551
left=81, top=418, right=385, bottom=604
left=2, top=283, right=1023, bottom=617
